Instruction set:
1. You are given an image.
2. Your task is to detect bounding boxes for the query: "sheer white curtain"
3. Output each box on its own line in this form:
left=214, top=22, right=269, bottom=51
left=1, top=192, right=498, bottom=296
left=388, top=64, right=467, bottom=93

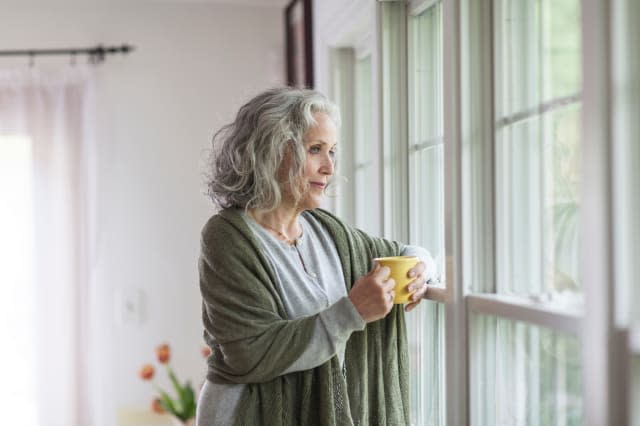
left=0, top=67, right=96, bottom=426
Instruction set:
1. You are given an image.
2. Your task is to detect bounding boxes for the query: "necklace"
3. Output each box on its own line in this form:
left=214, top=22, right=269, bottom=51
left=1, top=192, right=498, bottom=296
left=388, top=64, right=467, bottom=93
left=254, top=219, right=302, bottom=246
left=250, top=213, right=313, bottom=275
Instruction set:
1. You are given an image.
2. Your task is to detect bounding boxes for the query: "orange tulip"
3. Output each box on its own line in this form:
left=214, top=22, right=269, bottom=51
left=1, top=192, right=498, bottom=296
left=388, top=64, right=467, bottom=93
left=151, top=398, right=165, bottom=414
left=139, top=364, right=155, bottom=380
left=156, top=343, right=170, bottom=364
left=201, top=346, right=212, bottom=358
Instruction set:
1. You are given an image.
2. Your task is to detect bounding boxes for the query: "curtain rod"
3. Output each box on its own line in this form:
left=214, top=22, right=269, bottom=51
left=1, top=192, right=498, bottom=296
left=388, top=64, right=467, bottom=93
left=0, top=44, right=135, bottom=64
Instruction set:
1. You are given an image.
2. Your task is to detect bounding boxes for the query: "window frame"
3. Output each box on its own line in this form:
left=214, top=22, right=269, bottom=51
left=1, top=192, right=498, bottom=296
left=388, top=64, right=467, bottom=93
left=317, top=0, right=634, bottom=423
left=580, top=0, right=631, bottom=423
left=407, top=0, right=446, bottom=289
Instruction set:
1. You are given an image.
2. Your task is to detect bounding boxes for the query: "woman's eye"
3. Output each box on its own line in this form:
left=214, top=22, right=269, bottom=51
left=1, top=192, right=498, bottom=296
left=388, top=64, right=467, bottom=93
left=309, top=146, right=321, bottom=154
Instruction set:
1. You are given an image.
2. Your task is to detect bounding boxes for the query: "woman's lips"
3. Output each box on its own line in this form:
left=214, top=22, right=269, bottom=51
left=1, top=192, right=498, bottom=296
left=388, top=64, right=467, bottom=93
left=310, top=182, right=326, bottom=189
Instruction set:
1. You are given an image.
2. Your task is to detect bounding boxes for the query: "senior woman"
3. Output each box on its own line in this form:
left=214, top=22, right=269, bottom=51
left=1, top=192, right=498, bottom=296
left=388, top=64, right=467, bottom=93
left=197, top=87, right=435, bottom=425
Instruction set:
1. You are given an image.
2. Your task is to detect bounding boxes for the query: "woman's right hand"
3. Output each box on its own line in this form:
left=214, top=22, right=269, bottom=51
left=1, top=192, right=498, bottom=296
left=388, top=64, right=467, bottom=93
left=348, top=262, right=395, bottom=323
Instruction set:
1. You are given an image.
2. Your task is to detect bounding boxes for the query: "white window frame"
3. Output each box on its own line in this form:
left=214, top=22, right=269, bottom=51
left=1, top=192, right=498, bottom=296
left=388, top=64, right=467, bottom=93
left=330, top=48, right=357, bottom=226
left=611, top=9, right=640, bottom=414
left=581, top=0, right=631, bottom=424
left=317, top=0, right=635, bottom=424
left=399, top=0, right=631, bottom=424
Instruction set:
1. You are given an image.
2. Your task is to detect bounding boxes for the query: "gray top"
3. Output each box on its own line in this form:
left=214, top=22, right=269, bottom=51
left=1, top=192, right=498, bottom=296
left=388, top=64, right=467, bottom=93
left=196, top=211, right=435, bottom=426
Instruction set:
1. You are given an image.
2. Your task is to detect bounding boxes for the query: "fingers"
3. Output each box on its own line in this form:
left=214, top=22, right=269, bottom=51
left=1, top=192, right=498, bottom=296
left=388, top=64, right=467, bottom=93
left=404, top=280, right=428, bottom=312
left=372, top=264, right=390, bottom=281
left=387, top=290, right=395, bottom=304
left=382, top=277, right=395, bottom=292
left=404, top=299, right=421, bottom=312
left=407, top=261, right=426, bottom=279
left=350, top=263, right=398, bottom=323
left=409, top=279, right=428, bottom=296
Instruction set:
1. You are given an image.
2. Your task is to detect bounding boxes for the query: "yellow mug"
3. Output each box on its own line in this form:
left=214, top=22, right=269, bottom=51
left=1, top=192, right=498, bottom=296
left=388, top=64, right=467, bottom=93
left=374, top=256, right=420, bottom=304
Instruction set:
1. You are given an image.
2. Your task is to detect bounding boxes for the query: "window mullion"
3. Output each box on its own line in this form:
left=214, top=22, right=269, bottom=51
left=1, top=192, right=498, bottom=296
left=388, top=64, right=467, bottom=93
left=442, top=0, right=468, bottom=425
left=581, top=0, right=628, bottom=424
left=330, top=48, right=356, bottom=226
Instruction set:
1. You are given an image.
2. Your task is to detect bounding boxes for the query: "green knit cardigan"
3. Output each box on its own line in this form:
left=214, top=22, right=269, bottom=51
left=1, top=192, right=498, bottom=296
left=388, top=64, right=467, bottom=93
left=199, top=208, right=410, bottom=425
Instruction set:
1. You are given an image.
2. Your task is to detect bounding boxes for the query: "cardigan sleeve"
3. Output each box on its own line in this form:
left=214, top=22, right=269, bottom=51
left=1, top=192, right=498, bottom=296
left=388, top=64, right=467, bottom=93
left=282, top=296, right=365, bottom=374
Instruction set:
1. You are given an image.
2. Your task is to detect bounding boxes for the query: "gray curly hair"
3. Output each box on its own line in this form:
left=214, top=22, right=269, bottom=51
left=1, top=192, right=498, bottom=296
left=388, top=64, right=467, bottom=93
left=206, top=87, right=340, bottom=211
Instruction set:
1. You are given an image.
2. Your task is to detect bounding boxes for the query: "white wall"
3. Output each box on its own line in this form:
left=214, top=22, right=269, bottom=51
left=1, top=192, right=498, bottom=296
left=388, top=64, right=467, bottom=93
left=0, top=2, right=284, bottom=424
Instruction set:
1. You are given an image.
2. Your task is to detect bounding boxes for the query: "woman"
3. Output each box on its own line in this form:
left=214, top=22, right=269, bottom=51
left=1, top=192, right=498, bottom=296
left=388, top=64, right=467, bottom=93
left=197, top=87, right=435, bottom=425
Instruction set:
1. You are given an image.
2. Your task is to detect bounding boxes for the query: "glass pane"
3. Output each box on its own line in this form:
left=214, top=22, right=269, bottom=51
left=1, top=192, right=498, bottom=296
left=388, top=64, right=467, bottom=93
left=470, top=314, right=583, bottom=425
left=406, top=300, right=445, bottom=426
left=494, top=0, right=582, bottom=296
left=410, top=3, right=443, bottom=142
left=381, top=1, right=409, bottom=240
left=496, top=104, right=581, bottom=294
left=406, top=5, right=446, bottom=426
left=409, top=2, right=445, bottom=284
left=411, top=145, right=444, bottom=283
left=354, top=56, right=379, bottom=235
left=544, top=0, right=581, bottom=101
left=495, top=0, right=581, bottom=118
left=461, top=0, right=495, bottom=293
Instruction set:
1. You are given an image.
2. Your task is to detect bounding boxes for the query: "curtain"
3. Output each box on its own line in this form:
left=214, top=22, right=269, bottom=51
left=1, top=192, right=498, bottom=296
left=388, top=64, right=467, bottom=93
left=0, top=67, right=96, bottom=426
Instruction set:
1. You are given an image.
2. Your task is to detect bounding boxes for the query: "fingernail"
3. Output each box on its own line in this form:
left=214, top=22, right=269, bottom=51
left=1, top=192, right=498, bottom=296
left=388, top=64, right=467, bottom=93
left=409, top=271, right=416, bottom=277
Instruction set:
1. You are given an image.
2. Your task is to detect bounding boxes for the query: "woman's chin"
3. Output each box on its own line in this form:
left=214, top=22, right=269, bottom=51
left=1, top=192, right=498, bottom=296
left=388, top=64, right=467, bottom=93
left=300, top=196, right=323, bottom=211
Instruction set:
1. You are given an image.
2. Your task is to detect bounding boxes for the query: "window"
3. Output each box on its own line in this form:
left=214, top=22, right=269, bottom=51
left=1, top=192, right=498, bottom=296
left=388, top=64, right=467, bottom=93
left=407, top=301, right=445, bottom=425
left=494, top=0, right=582, bottom=296
left=0, top=135, right=38, bottom=426
left=471, top=315, right=582, bottom=425
left=407, top=2, right=446, bottom=425
left=408, top=1, right=445, bottom=286
left=465, top=0, right=584, bottom=423
left=330, top=47, right=381, bottom=235
left=317, top=0, right=633, bottom=422
left=354, top=55, right=379, bottom=235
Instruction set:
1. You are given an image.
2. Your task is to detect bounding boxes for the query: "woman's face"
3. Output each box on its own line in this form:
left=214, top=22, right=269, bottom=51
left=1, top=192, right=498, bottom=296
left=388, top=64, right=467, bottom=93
left=281, top=111, right=337, bottom=211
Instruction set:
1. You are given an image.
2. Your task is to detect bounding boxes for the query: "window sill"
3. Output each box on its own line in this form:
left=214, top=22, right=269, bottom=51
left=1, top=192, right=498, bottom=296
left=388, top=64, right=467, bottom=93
left=466, top=292, right=583, bottom=335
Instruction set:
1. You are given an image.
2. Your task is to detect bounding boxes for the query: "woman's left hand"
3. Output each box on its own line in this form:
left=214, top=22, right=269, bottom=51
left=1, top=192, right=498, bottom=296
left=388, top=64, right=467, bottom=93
left=404, top=261, right=429, bottom=312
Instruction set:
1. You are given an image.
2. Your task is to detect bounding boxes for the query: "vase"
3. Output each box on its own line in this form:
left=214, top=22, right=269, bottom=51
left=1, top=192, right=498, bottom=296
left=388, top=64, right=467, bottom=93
left=171, top=417, right=195, bottom=426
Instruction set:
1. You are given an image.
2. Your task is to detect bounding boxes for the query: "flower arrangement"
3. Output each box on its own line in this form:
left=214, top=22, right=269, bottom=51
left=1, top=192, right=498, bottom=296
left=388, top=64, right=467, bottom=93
left=138, top=343, right=211, bottom=425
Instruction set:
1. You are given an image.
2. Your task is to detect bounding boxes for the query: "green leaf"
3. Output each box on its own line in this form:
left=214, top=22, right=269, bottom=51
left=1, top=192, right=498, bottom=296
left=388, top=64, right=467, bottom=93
left=156, top=388, right=178, bottom=417
left=167, top=367, right=185, bottom=396
left=183, top=382, right=197, bottom=418
left=161, top=366, right=199, bottom=421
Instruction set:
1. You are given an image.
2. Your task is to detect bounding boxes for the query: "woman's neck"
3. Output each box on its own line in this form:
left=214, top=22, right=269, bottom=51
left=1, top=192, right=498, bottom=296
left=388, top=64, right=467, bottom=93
left=248, top=206, right=303, bottom=243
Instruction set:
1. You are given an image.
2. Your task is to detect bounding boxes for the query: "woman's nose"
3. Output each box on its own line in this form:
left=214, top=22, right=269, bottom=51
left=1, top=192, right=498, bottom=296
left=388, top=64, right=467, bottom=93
left=320, top=154, right=334, bottom=175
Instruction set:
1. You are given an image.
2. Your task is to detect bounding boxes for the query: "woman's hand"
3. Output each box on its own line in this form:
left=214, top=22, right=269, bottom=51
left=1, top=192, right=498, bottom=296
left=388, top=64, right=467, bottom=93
left=349, top=263, right=395, bottom=323
left=404, top=261, right=429, bottom=312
